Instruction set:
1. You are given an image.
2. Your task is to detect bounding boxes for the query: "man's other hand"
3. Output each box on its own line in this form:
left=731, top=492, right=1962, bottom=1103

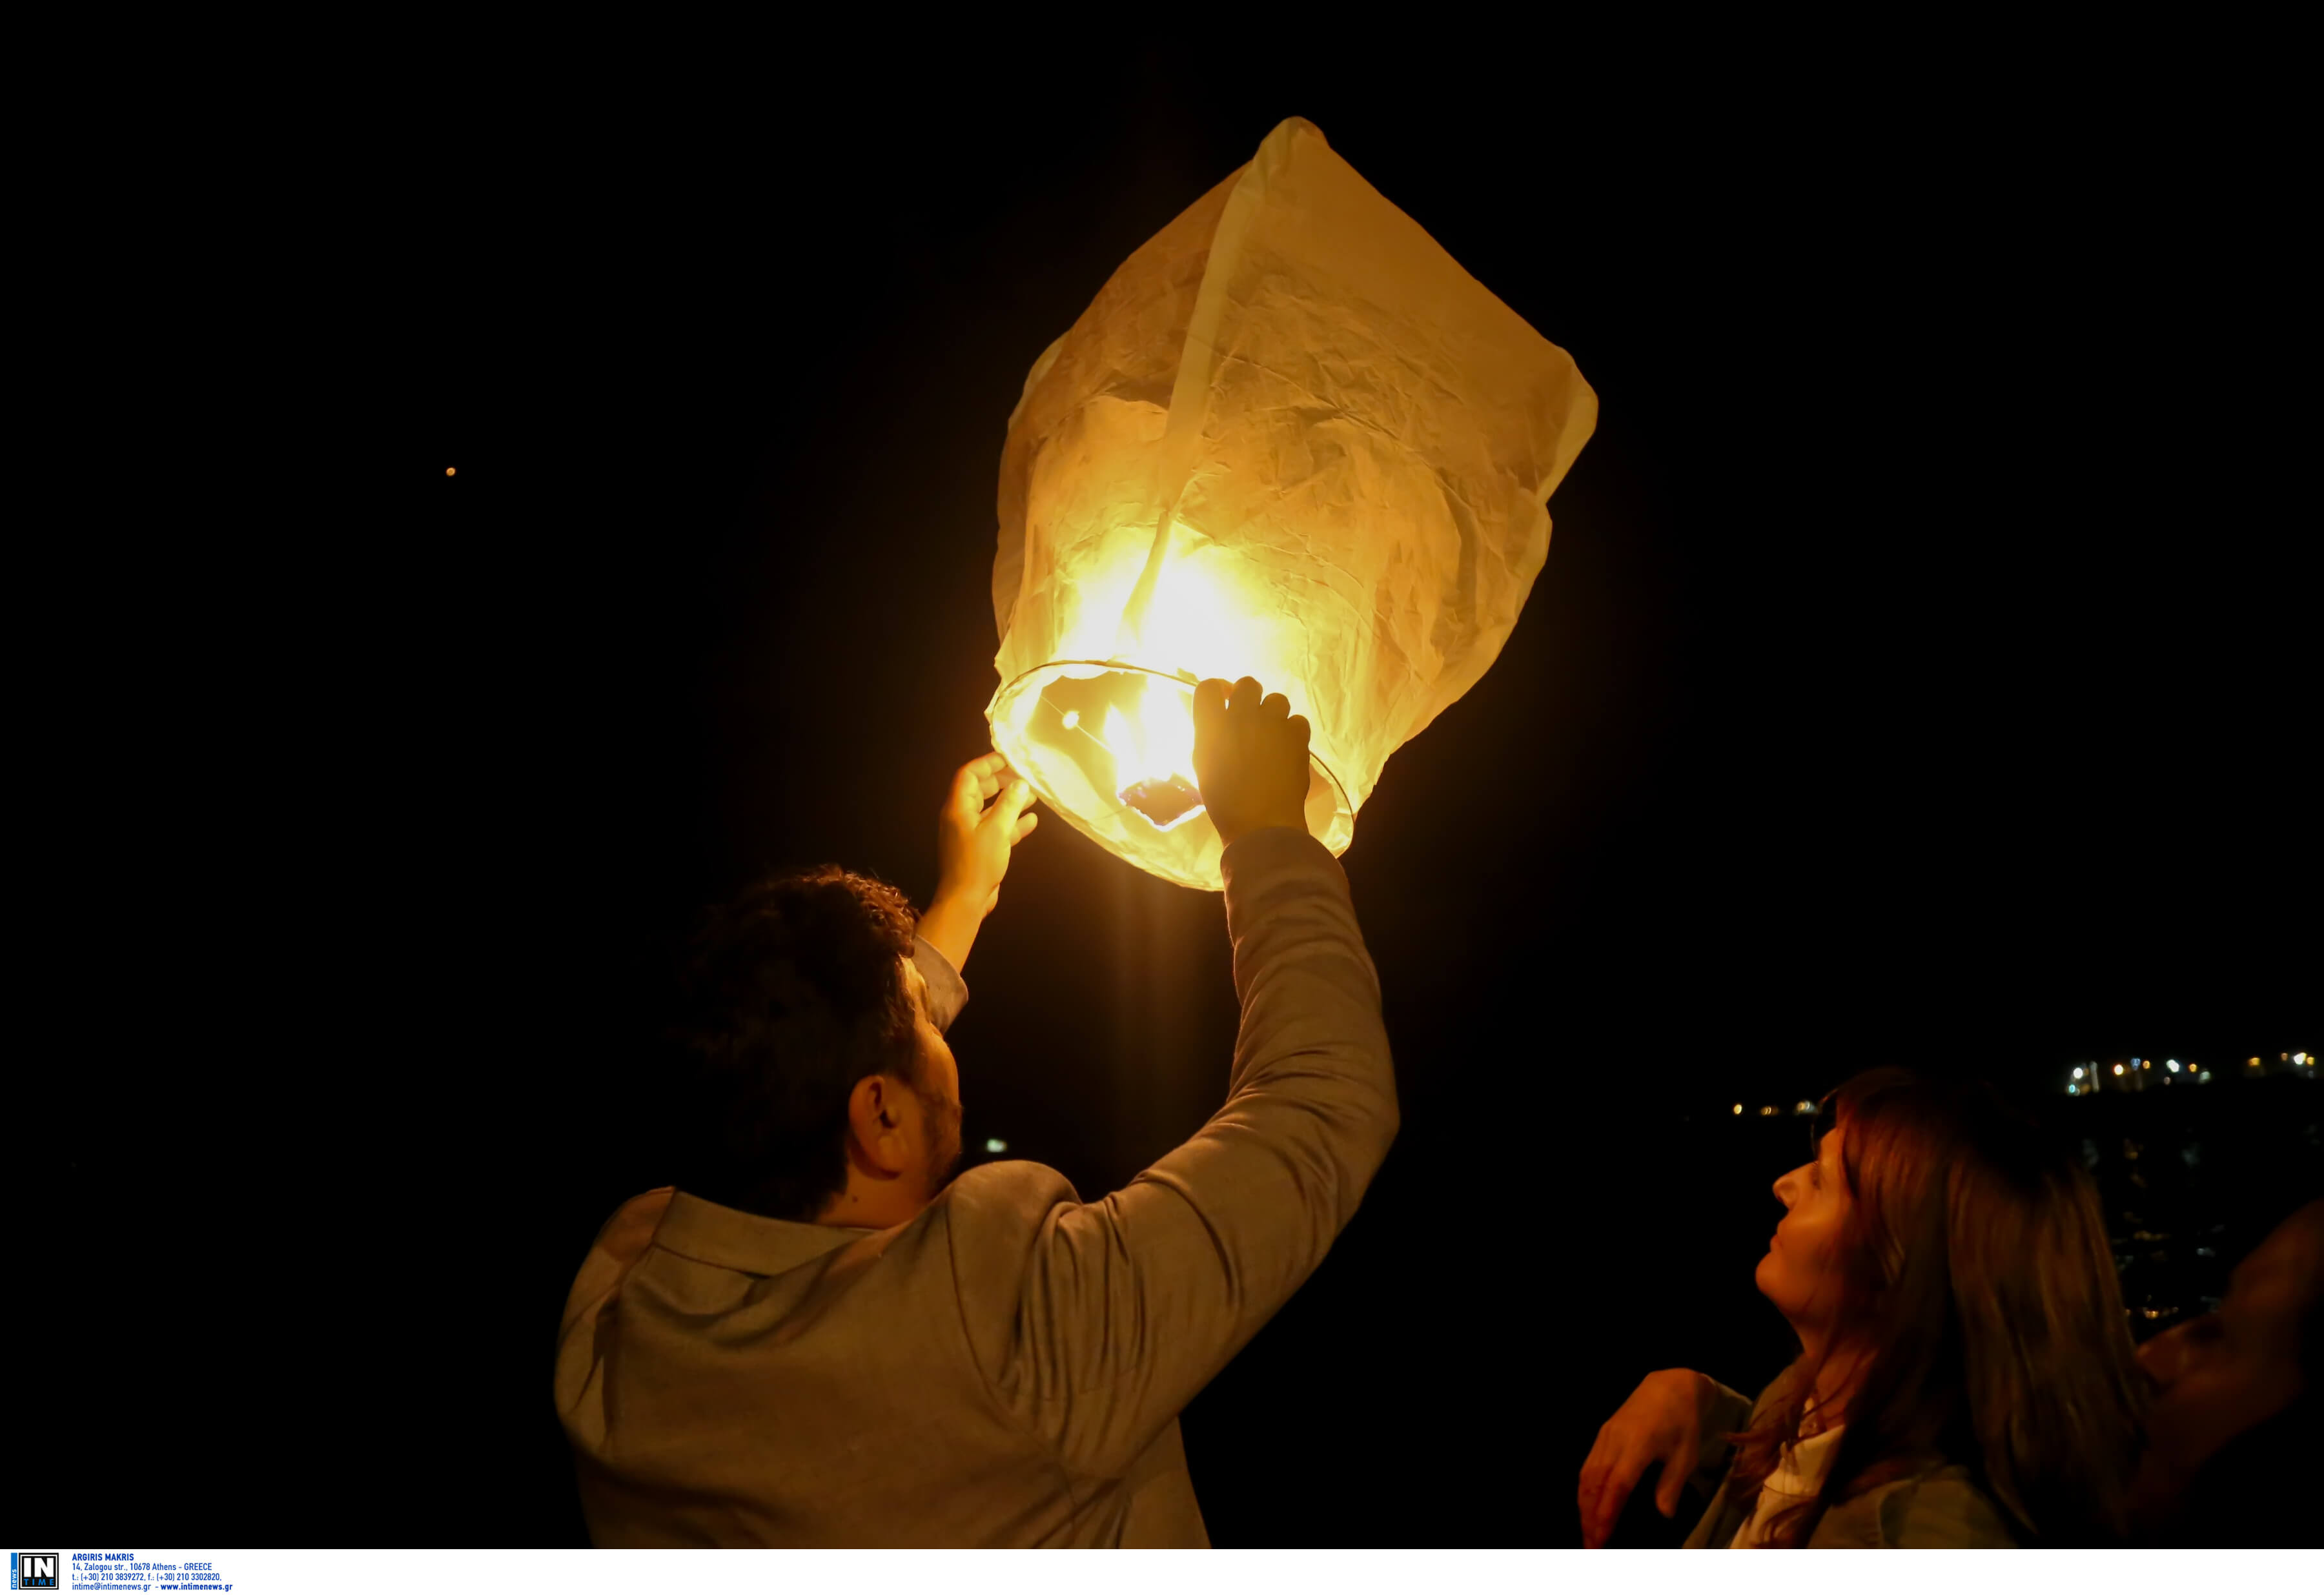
left=1193, top=676, right=1311, bottom=851
left=935, top=752, right=1038, bottom=919
left=917, top=753, right=1037, bottom=976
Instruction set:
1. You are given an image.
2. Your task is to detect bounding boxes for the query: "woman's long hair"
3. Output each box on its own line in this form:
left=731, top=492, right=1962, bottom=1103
left=1729, top=1068, right=2146, bottom=1547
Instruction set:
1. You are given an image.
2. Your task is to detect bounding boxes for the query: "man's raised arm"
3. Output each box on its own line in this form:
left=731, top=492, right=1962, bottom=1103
left=947, top=676, right=1399, bottom=1478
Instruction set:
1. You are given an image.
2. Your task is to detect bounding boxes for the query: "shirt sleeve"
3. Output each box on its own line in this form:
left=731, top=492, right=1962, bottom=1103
left=946, top=826, right=1400, bottom=1479
left=912, top=934, right=969, bottom=1033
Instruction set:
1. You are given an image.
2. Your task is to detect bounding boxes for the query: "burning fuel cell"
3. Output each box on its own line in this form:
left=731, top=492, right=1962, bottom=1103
left=1119, top=773, right=1203, bottom=829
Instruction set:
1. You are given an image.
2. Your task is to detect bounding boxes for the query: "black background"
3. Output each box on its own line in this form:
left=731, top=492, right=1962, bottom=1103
left=34, top=49, right=2314, bottom=1547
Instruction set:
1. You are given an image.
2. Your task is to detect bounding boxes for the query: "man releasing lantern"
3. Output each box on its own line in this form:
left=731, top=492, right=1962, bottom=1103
left=988, top=117, right=1598, bottom=889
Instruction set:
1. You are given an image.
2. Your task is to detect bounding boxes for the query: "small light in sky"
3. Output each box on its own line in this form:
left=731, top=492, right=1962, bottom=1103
left=2250, top=1057, right=2263, bottom=1067
left=2072, top=1067, right=2084, bottom=1079
left=984, top=1137, right=1008, bottom=1155
left=445, top=467, right=456, bottom=476
left=1732, top=1104, right=1742, bottom=1116
left=2114, top=1064, right=2125, bottom=1076
left=1061, top=709, right=1080, bottom=731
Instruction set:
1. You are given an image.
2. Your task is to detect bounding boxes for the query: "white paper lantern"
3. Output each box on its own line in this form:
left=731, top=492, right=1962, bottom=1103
left=988, top=118, right=1597, bottom=889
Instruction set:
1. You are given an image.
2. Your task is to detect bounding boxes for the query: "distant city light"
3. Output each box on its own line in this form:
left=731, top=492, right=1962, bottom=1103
left=2166, top=1060, right=2181, bottom=1073
left=1794, top=1101, right=1815, bottom=1115
left=445, top=467, right=456, bottom=476
left=2297, top=1052, right=2311, bottom=1066
left=2113, top=1064, right=2125, bottom=1075
left=2250, top=1057, right=2263, bottom=1068
left=1733, top=1104, right=1743, bottom=1115
left=2199, top=1070, right=2213, bottom=1082
left=2072, top=1067, right=2084, bottom=1079
left=984, top=1138, right=1008, bottom=1154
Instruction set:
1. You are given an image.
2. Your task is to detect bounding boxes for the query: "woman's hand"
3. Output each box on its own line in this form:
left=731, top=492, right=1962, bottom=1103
left=1576, top=1368, right=1719, bottom=1548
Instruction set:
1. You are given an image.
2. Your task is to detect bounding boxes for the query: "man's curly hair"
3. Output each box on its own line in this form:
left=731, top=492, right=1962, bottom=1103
left=669, top=865, right=922, bottom=1221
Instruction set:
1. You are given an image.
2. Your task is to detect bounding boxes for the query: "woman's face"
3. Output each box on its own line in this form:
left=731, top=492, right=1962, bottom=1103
left=1756, top=1125, right=1855, bottom=1341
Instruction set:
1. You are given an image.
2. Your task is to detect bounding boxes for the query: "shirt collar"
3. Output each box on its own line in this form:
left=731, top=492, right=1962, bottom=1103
left=652, top=1188, right=878, bottom=1275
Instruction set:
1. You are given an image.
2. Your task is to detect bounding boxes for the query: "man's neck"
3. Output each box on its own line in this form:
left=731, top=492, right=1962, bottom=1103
left=814, top=1172, right=928, bottom=1230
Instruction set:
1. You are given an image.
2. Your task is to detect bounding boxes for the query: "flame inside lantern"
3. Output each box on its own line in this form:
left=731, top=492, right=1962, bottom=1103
left=1006, top=653, right=1342, bottom=889
left=992, top=540, right=1348, bottom=888
left=1052, top=678, right=1209, bottom=829
left=1099, top=677, right=1204, bottom=829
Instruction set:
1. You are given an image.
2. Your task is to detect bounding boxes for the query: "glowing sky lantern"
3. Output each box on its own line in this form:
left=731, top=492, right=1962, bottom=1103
left=986, top=118, right=1598, bottom=889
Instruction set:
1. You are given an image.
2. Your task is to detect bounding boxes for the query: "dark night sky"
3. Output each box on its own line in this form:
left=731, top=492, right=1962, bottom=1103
left=37, top=54, right=2313, bottom=1547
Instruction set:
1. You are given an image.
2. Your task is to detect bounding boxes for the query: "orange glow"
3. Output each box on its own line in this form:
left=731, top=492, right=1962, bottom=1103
left=445, top=467, right=456, bottom=476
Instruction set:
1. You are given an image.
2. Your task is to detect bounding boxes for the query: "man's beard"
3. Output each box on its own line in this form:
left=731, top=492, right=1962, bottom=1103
left=916, top=1084, right=965, bottom=1195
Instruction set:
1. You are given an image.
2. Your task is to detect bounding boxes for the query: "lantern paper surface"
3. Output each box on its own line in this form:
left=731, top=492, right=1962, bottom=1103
left=988, top=117, right=1598, bottom=890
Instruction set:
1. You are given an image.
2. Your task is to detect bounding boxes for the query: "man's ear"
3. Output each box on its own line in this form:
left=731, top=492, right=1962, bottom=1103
left=846, top=1073, right=911, bottom=1178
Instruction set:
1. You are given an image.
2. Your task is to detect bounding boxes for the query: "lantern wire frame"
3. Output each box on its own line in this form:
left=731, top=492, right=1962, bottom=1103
left=988, top=658, right=1354, bottom=892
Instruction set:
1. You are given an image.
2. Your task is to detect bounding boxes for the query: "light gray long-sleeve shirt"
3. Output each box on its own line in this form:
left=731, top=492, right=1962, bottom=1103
left=553, top=826, right=1398, bottom=1546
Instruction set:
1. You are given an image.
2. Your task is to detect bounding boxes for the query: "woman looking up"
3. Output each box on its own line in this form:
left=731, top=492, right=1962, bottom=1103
left=1577, top=1068, right=2146, bottom=1548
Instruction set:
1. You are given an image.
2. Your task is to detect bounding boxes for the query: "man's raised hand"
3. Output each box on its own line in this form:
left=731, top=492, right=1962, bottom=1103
left=936, top=751, right=1037, bottom=916
left=1192, top=676, right=1311, bottom=851
left=918, top=752, right=1037, bottom=974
